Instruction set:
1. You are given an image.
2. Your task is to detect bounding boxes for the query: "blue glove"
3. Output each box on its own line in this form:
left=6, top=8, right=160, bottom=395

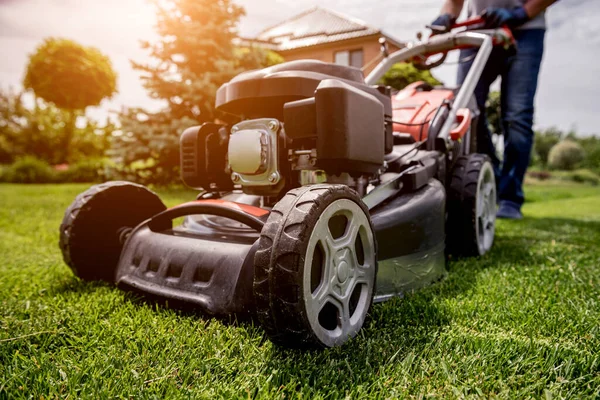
left=430, top=13, right=457, bottom=33
left=482, top=7, right=529, bottom=28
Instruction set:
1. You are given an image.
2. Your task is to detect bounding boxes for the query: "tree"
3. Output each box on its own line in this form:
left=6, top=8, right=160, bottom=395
left=378, top=62, right=442, bottom=91
left=23, top=38, right=117, bottom=162
left=113, top=0, right=280, bottom=184
left=579, top=136, right=600, bottom=173
left=131, top=0, right=254, bottom=123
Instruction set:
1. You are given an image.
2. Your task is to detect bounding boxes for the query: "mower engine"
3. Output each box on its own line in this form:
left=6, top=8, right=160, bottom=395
left=180, top=61, right=393, bottom=199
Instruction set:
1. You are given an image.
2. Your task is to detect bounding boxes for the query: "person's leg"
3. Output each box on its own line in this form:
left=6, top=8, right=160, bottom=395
left=497, top=29, right=545, bottom=217
left=457, top=47, right=504, bottom=172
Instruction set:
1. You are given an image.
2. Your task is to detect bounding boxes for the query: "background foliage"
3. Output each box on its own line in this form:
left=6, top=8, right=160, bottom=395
left=379, top=62, right=441, bottom=91
left=24, top=38, right=117, bottom=111
left=22, top=38, right=117, bottom=162
left=548, top=140, right=585, bottom=171
left=0, top=90, right=113, bottom=165
left=111, top=0, right=281, bottom=184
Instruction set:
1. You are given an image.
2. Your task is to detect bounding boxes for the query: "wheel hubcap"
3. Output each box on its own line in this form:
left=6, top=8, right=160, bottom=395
left=336, top=259, right=350, bottom=283
left=476, top=162, right=497, bottom=255
left=303, top=199, right=375, bottom=347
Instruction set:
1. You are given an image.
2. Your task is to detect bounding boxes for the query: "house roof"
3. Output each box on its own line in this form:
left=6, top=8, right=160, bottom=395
left=248, top=7, right=404, bottom=52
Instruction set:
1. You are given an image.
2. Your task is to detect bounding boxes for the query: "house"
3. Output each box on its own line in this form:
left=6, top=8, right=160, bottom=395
left=244, top=7, right=405, bottom=75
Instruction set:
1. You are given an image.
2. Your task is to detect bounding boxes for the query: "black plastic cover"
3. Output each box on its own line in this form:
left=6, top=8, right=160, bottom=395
left=216, top=60, right=392, bottom=119
left=180, top=123, right=233, bottom=191
left=371, top=179, right=446, bottom=259
left=283, top=98, right=317, bottom=140
left=229, top=60, right=365, bottom=83
left=116, top=224, right=257, bottom=315
left=315, top=79, right=385, bottom=174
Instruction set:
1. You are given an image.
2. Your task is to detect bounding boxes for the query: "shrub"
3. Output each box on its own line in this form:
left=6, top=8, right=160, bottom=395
left=577, top=136, right=600, bottom=174
left=534, top=128, right=562, bottom=167
left=569, top=169, right=600, bottom=186
left=548, top=140, right=585, bottom=171
left=527, top=170, right=552, bottom=180
left=54, top=159, right=111, bottom=183
left=378, top=62, right=442, bottom=91
left=0, top=156, right=55, bottom=183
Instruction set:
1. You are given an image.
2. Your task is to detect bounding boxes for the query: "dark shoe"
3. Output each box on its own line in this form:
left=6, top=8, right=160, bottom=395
left=497, top=200, right=523, bottom=220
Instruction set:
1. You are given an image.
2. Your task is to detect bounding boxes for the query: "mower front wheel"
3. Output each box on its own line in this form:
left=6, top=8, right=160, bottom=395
left=253, top=184, right=377, bottom=348
left=59, top=181, right=167, bottom=282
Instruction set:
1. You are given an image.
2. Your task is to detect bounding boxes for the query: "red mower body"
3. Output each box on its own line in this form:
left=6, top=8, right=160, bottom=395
left=391, top=82, right=455, bottom=142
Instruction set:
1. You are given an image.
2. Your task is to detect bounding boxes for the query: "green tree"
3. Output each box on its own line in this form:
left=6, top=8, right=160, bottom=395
left=378, top=62, right=442, bottom=91
left=132, top=0, right=252, bottom=122
left=23, top=38, right=117, bottom=162
left=113, top=0, right=279, bottom=184
left=574, top=134, right=600, bottom=174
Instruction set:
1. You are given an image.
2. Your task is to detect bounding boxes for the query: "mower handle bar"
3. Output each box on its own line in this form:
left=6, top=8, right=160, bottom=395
left=365, top=29, right=504, bottom=143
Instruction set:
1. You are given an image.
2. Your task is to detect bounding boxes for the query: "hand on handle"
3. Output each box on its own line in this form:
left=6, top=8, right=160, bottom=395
left=429, top=13, right=457, bottom=34
left=481, top=7, right=530, bottom=28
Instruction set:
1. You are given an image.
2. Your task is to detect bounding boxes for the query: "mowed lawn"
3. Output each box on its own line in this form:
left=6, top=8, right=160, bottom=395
left=1, top=182, right=599, bottom=398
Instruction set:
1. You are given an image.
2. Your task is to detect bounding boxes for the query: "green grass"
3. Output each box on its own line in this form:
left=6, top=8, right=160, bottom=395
left=1, top=183, right=599, bottom=398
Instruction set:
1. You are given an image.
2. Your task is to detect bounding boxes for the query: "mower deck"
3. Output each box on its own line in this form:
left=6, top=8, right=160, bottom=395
left=115, top=179, right=447, bottom=315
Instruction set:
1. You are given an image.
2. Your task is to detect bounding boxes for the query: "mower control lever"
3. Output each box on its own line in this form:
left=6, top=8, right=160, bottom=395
left=451, top=17, right=486, bottom=30
left=450, top=109, right=472, bottom=141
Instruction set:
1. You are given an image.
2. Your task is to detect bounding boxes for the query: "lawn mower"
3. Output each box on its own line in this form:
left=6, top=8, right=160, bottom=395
left=60, top=19, right=512, bottom=348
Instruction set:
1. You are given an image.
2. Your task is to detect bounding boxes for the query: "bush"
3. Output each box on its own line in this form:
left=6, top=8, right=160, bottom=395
left=534, top=128, right=562, bottom=167
left=548, top=140, right=585, bottom=171
left=577, top=136, right=600, bottom=174
left=0, top=156, right=55, bottom=183
left=57, top=159, right=108, bottom=183
left=569, top=169, right=600, bottom=186
left=378, top=62, right=442, bottom=91
left=527, top=170, right=552, bottom=180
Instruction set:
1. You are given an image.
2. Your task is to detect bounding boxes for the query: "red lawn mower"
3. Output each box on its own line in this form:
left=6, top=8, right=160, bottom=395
left=60, top=20, right=513, bottom=348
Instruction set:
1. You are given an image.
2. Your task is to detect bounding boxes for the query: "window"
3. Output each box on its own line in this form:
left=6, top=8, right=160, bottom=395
left=334, top=49, right=363, bottom=68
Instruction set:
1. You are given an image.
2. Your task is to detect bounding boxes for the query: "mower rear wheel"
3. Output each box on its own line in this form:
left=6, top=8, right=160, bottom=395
left=254, top=184, right=377, bottom=348
left=59, top=181, right=167, bottom=282
left=447, top=154, right=496, bottom=256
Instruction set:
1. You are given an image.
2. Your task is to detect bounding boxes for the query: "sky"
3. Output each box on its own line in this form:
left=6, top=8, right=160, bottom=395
left=0, top=0, right=599, bottom=135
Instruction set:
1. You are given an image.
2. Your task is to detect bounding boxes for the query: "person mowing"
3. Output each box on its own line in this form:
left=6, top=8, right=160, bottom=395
left=431, top=0, right=558, bottom=219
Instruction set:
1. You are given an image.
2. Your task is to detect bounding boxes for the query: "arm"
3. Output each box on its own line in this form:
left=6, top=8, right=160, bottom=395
left=440, top=0, right=465, bottom=18
left=523, top=0, right=559, bottom=19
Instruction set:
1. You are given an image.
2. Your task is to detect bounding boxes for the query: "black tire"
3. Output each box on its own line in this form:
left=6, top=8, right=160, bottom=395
left=446, top=154, right=496, bottom=257
left=59, top=181, right=167, bottom=282
left=253, top=184, right=377, bottom=348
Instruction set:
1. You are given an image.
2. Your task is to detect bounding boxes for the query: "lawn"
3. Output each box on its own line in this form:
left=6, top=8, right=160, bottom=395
left=1, top=182, right=599, bottom=398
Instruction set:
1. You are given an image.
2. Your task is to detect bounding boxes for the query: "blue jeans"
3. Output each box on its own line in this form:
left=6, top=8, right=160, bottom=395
left=458, top=29, right=545, bottom=207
